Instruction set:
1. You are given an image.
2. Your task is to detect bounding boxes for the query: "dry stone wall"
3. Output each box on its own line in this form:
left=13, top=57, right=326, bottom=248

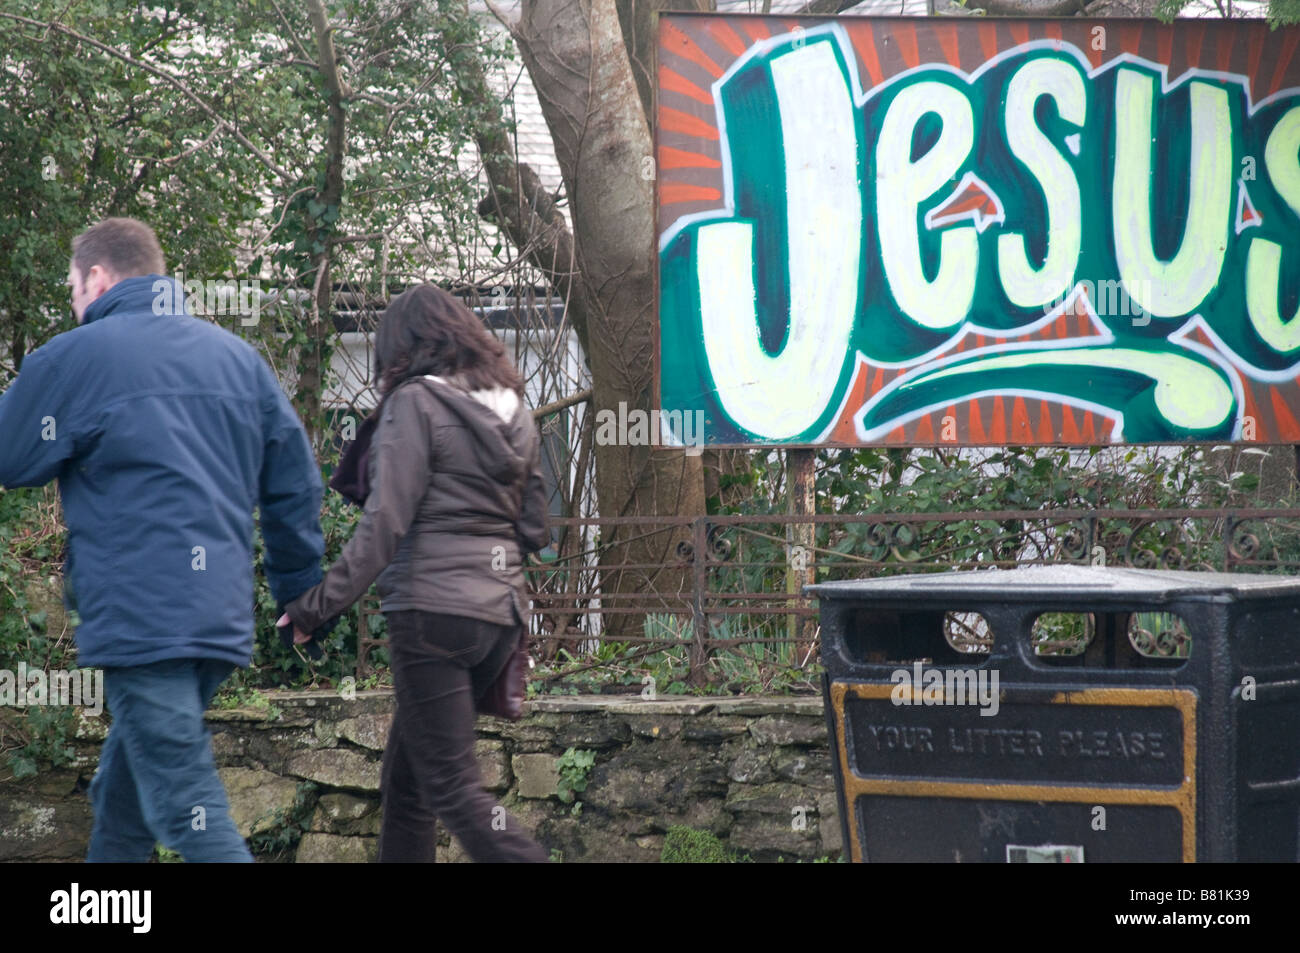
left=0, top=692, right=842, bottom=863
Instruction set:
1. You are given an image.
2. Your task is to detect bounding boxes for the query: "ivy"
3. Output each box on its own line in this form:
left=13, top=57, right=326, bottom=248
left=555, top=747, right=595, bottom=805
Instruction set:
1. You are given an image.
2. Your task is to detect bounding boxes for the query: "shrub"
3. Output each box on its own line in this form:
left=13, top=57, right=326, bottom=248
left=661, top=826, right=740, bottom=863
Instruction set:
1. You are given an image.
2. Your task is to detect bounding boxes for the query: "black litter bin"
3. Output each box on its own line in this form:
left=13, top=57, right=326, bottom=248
left=808, top=566, right=1300, bottom=862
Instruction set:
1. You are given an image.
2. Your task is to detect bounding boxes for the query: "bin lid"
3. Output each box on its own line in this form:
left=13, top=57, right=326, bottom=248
left=805, top=565, right=1300, bottom=604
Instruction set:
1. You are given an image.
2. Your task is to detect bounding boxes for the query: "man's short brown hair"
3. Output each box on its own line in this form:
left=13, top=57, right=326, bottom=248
left=71, top=217, right=166, bottom=279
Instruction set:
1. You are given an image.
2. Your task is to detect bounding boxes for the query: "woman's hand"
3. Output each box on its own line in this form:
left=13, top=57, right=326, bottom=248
left=277, top=612, right=314, bottom=645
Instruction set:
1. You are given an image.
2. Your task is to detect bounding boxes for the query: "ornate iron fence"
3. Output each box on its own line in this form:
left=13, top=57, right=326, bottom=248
left=357, top=508, right=1300, bottom=684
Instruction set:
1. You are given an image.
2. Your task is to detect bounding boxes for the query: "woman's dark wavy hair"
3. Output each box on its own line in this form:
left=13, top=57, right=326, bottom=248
left=375, top=284, right=523, bottom=397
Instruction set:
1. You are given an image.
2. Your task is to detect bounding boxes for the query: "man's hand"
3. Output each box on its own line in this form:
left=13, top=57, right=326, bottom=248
left=274, top=605, right=336, bottom=661
left=276, top=612, right=313, bottom=646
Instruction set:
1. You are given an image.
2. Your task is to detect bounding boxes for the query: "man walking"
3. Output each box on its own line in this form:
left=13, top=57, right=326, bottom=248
left=0, top=217, right=325, bottom=862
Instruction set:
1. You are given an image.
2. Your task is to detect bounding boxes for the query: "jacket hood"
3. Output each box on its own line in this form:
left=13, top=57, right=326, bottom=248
left=418, top=375, right=531, bottom=485
left=82, top=274, right=184, bottom=325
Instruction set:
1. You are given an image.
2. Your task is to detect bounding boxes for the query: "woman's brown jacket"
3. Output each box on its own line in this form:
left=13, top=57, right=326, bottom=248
left=285, top=374, right=548, bottom=634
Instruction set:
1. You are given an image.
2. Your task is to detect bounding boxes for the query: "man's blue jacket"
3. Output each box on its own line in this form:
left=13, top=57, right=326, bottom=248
left=0, top=275, right=324, bottom=669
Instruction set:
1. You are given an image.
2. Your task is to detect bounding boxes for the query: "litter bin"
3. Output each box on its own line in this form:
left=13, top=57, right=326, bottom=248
left=808, top=566, right=1300, bottom=862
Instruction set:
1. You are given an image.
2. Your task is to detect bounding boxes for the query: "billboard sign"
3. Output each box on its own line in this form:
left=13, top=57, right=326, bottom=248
left=656, top=15, right=1300, bottom=446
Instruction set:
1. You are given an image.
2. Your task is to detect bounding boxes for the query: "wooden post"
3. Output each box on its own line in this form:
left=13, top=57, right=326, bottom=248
left=689, top=516, right=711, bottom=687
left=786, top=448, right=817, bottom=663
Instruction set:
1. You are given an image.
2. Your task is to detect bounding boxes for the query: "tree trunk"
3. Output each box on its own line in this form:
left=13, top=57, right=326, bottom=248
left=491, top=0, right=707, bottom=643
left=295, top=0, right=350, bottom=446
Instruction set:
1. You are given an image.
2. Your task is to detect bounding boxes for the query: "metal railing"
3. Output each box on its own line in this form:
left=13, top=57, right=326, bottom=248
left=357, top=508, right=1300, bottom=683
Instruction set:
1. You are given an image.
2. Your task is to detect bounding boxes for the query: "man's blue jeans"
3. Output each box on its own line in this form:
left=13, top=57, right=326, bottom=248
left=86, top=658, right=252, bottom=862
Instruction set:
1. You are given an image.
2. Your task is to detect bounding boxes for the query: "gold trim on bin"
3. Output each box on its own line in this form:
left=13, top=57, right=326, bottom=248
left=829, top=682, right=1198, bottom=863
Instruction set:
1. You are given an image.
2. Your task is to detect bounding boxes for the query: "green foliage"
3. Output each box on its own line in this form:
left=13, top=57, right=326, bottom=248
left=216, top=477, right=392, bottom=695
left=149, top=783, right=317, bottom=862
left=248, top=781, right=318, bottom=861
left=1152, top=0, right=1300, bottom=26
left=1, top=0, right=522, bottom=701
left=0, top=0, right=516, bottom=463
left=5, top=704, right=77, bottom=780
left=0, top=2, right=249, bottom=362
left=639, top=613, right=816, bottom=694
left=531, top=610, right=821, bottom=697
left=0, top=485, right=82, bottom=779
left=670, top=443, right=1297, bottom=688
left=555, top=747, right=595, bottom=804
left=210, top=686, right=282, bottom=721
left=660, top=826, right=748, bottom=863
left=808, top=445, right=1247, bottom=518
left=1270, top=0, right=1300, bottom=25
left=1032, top=611, right=1092, bottom=656
left=0, top=486, right=72, bottom=668
left=0, top=473, right=379, bottom=749
left=715, top=445, right=1286, bottom=588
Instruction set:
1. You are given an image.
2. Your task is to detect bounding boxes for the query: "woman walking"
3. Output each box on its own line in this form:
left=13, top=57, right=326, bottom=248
left=281, top=284, right=549, bottom=862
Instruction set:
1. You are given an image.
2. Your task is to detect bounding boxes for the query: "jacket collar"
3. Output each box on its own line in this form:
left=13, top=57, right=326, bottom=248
left=82, top=274, right=183, bottom=325
left=414, top=375, right=526, bottom=485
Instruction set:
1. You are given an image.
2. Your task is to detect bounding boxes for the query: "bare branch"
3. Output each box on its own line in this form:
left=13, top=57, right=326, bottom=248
left=250, top=186, right=315, bottom=259
left=328, top=231, right=390, bottom=245
left=485, top=0, right=522, bottom=36
left=798, top=0, right=865, bottom=13
left=268, top=0, right=313, bottom=62
left=533, top=388, right=593, bottom=420
left=305, top=0, right=351, bottom=99
left=971, top=0, right=1085, bottom=13
left=158, top=123, right=223, bottom=166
